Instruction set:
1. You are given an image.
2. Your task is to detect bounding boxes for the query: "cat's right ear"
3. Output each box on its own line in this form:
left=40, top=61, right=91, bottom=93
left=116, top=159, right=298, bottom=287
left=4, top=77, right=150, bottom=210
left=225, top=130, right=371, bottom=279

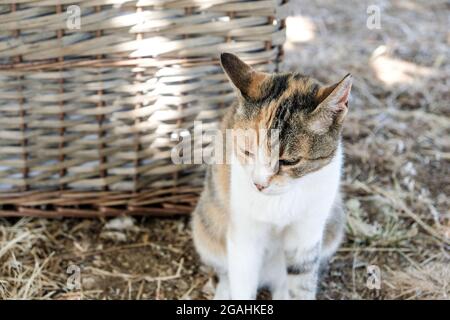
left=220, top=52, right=268, bottom=100
left=308, top=74, right=352, bottom=134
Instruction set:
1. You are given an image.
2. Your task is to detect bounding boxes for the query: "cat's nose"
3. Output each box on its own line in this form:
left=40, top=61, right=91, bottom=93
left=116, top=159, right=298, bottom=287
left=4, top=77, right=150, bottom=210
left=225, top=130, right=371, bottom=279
left=254, top=183, right=267, bottom=191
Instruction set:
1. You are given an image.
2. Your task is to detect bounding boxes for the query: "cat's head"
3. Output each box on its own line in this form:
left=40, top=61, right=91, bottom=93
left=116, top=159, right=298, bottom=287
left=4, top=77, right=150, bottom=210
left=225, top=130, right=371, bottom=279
left=221, top=52, right=352, bottom=195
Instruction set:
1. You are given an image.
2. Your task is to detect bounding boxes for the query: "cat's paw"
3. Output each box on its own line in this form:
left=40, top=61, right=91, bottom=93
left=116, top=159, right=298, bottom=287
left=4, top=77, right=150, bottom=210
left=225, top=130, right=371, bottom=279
left=272, top=288, right=290, bottom=300
left=289, top=290, right=316, bottom=300
left=213, top=289, right=230, bottom=300
left=213, top=281, right=230, bottom=300
left=288, top=287, right=316, bottom=300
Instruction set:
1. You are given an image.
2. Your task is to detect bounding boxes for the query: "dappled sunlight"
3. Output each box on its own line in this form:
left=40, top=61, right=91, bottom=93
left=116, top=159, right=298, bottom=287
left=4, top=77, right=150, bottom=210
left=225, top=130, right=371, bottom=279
left=370, top=46, right=434, bottom=86
left=285, top=15, right=316, bottom=44
left=394, top=0, right=428, bottom=12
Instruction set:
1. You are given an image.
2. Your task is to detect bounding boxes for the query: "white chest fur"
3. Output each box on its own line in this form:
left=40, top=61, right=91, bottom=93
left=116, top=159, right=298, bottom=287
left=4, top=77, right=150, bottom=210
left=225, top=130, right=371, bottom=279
left=230, top=145, right=343, bottom=228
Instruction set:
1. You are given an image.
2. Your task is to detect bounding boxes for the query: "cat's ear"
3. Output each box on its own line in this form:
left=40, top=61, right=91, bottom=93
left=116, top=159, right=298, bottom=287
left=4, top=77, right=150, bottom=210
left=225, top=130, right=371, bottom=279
left=220, top=52, right=268, bottom=100
left=308, top=74, right=352, bottom=134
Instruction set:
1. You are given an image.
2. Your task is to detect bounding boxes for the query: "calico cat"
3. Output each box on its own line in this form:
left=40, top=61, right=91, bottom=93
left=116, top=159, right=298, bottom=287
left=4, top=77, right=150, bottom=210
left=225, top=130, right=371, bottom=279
left=192, top=52, right=351, bottom=300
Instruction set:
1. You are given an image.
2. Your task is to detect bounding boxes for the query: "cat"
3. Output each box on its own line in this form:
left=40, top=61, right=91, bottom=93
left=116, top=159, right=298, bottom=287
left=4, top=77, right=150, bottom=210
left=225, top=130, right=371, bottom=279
left=192, top=52, right=351, bottom=300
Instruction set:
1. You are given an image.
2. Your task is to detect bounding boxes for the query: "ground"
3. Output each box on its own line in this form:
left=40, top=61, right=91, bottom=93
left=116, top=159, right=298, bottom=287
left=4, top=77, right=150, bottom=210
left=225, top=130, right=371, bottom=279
left=0, top=0, right=449, bottom=299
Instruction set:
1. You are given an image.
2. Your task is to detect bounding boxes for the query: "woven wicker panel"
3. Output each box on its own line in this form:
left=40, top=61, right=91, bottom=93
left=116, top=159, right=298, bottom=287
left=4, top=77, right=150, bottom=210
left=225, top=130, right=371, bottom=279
left=0, top=0, right=288, bottom=217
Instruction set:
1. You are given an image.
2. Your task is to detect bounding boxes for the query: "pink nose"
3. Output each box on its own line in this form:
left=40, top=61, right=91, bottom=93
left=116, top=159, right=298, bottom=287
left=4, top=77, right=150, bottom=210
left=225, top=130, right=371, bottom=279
left=254, top=183, right=267, bottom=191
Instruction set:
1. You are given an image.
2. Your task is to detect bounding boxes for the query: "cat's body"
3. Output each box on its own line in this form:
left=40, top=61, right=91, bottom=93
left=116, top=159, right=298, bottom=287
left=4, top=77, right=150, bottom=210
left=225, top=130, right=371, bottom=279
left=192, top=53, right=351, bottom=300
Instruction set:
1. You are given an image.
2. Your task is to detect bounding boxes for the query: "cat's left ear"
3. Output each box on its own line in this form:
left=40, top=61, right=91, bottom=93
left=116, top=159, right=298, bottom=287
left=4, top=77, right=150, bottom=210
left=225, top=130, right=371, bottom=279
left=220, top=52, right=269, bottom=100
left=309, top=74, right=352, bottom=134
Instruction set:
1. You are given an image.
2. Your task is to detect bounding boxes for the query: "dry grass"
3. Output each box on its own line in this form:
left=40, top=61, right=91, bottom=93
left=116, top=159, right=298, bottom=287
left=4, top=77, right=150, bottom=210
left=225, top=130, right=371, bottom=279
left=0, top=0, right=449, bottom=300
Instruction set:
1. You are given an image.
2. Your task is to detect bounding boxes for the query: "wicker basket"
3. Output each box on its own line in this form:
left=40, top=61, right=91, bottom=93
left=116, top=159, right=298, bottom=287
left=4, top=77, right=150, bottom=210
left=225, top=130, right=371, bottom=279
left=0, top=0, right=288, bottom=217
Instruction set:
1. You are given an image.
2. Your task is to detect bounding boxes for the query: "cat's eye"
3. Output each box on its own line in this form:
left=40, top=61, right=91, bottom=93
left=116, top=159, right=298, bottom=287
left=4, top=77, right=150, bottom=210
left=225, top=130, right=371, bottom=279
left=239, top=147, right=253, bottom=157
left=279, top=158, right=301, bottom=166
left=244, top=150, right=253, bottom=157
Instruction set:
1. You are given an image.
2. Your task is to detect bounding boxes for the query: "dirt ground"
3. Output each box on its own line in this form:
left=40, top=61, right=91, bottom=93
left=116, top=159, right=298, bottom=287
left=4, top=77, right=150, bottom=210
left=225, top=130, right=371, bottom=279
left=1, top=0, right=449, bottom=300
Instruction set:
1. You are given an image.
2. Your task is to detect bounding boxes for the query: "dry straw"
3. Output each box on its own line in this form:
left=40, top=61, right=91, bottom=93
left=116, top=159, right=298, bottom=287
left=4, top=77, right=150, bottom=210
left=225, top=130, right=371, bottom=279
left=0, top=0, right=289, bottom=217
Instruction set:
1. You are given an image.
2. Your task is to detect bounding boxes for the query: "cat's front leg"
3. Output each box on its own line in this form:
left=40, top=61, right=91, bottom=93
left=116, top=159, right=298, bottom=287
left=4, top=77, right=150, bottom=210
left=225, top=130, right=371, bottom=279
left=287, top=243, right=321, bottom=300
left=213, top=272, right=230, bottom=300
left=261, top=244, right=289, bottom=300
left=227, top=222, right=266, bottom=300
